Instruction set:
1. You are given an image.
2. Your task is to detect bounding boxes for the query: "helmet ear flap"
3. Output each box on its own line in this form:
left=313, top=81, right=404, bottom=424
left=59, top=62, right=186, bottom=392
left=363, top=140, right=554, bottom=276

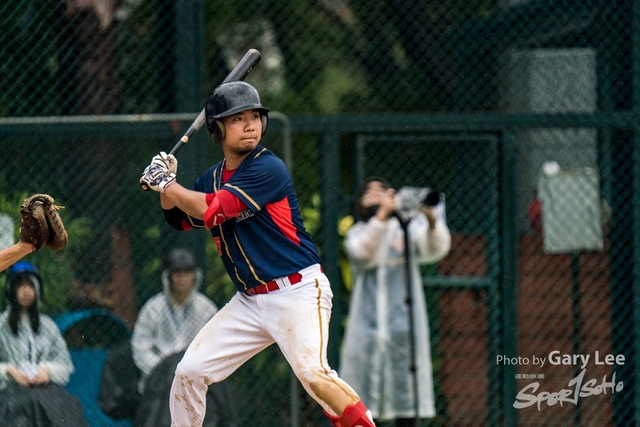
left=217, top=120, right=225, bottom=139
left=261, top=113, right=268, bottom=136
left=210, top=120, right=224, bottom=143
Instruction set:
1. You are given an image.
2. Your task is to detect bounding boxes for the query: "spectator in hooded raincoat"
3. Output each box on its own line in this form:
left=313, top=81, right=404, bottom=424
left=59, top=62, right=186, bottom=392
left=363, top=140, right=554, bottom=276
left=131, top=248, right=218, bottom=393
left=0, top=261, right=87, bottom=426
left=339, top=177, right=451, bottom=426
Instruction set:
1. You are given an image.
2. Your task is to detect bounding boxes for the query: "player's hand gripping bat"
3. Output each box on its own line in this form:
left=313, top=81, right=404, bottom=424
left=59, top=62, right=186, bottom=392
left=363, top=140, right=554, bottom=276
left=140, top=49, right=262, bottom=191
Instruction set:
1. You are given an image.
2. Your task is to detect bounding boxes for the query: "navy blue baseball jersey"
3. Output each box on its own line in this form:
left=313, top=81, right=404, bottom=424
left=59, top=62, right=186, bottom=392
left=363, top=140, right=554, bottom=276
left=173, top=145, right=322, bottom=293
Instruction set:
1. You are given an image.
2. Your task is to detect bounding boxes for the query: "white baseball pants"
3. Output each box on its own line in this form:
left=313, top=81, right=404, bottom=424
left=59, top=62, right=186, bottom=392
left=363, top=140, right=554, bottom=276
left=169, top=264, right=360, bottom=427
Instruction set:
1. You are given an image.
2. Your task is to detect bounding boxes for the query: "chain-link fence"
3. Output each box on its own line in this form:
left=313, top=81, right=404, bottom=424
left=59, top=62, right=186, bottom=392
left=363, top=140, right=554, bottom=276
left=1, top=0, right=639, bottom=426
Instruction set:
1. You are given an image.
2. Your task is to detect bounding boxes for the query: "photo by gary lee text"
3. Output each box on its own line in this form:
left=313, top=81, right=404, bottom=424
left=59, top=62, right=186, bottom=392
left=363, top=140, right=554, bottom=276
left=496, top=351, right=625, bottom=370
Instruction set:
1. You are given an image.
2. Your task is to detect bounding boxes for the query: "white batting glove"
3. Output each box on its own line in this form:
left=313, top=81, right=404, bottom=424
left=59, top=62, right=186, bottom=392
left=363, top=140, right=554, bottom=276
left=140, top=164, right=176, bottom=193
left=151, top=151, right=178, bottom=175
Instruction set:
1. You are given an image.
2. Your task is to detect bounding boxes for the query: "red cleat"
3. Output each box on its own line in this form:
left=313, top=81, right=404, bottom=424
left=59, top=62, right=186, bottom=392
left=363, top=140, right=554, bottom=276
left=323, top=400, right=376, bottom=427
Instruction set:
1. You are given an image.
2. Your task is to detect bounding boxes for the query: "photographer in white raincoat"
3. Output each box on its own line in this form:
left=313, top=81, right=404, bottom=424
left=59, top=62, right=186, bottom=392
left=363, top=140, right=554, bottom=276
left=339, top=177, right=451, bottom=426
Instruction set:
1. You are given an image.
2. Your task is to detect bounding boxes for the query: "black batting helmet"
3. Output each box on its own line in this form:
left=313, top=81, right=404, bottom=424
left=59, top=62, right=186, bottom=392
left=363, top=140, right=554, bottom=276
left=162, top=248, right=197, bottom=272
left=161, top=248, right=203, bottom=292
left=205, top=81, right=269, bottom=143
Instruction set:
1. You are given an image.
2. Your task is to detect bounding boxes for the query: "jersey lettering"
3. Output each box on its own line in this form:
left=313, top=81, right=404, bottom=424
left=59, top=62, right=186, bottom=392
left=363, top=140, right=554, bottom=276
left=236, top=209, right=254, bottom=222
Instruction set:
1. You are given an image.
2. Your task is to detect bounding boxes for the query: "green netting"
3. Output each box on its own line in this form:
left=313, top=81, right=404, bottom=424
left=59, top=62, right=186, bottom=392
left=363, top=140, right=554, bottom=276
left=0, top=0, right=638, bottom=426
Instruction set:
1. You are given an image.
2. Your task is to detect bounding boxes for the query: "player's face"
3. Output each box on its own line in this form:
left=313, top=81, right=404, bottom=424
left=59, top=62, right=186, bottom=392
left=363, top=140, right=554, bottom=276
left=16, top=282, right=36, bottom=308
left=170, top=269, right=196, bottom=294
left=222, top=109, right=262, bottom=155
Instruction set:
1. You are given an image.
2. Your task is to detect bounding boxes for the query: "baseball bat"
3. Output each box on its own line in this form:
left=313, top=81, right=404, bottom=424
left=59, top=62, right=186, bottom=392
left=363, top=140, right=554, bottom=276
left=169, top=49, right=262, bottom=156
left=141, top=48, right=262, bottom=191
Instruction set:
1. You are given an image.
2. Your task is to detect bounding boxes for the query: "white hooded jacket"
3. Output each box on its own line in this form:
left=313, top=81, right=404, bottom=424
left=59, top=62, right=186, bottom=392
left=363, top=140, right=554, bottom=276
left=0, top=310, right=74, bottom=388
left=340, top=210, right=451, bottom=420
left=131, top=268, right=218, bottom=392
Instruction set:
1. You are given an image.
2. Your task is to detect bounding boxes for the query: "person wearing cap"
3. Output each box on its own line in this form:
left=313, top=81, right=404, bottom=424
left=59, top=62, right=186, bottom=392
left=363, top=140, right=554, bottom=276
left=139, top=81, right=378, bottom=427
left=0, top=261, right=87, bottom=426
left=131, top=248, right=218, bottom=393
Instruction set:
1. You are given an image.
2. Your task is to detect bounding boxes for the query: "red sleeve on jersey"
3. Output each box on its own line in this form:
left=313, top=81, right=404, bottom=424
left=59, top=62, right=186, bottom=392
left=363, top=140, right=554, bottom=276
left=180, top=218, right=193, bottom=231
left=265, top=197, right=300, bottom=244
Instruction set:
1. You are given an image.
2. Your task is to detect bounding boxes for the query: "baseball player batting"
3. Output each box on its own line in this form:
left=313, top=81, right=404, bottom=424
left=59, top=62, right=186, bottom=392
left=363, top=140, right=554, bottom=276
left=139, top=81, right=376, bottom=427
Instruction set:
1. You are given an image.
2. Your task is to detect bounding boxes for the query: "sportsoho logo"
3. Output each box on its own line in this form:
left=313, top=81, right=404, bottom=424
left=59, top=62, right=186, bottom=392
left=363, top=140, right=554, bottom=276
left=496, top=351, right=625, bottom=410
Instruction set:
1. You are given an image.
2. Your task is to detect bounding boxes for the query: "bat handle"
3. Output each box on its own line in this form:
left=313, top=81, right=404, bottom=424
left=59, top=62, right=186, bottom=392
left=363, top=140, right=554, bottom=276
left=169, top=135, right=190, bottom=156
left=169, top=110, right=205, bottom=156
left=140, top=133, right=189, bottom=191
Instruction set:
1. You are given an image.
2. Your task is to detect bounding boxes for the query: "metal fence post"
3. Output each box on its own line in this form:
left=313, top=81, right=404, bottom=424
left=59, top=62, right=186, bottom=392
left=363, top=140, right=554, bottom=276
left=165, top=0, right=207, bottom=264
left=498, top=132, right=519, bottom=427
left=319, top=130, right=342, bottom=369
left=632, top=1, right=640, bottom=423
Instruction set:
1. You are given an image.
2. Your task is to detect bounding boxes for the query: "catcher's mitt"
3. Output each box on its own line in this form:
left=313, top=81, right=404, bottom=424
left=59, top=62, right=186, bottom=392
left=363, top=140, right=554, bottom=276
left=19, top=194, right=68, bottom=251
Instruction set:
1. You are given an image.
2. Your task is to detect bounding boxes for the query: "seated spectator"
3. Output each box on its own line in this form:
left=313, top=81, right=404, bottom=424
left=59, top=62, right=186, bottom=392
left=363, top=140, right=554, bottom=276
left=131, top=248, right=218, bottom=392
left=130, top=248, right=239, bottom=427
left=0, top=261, right=87, bottom=426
